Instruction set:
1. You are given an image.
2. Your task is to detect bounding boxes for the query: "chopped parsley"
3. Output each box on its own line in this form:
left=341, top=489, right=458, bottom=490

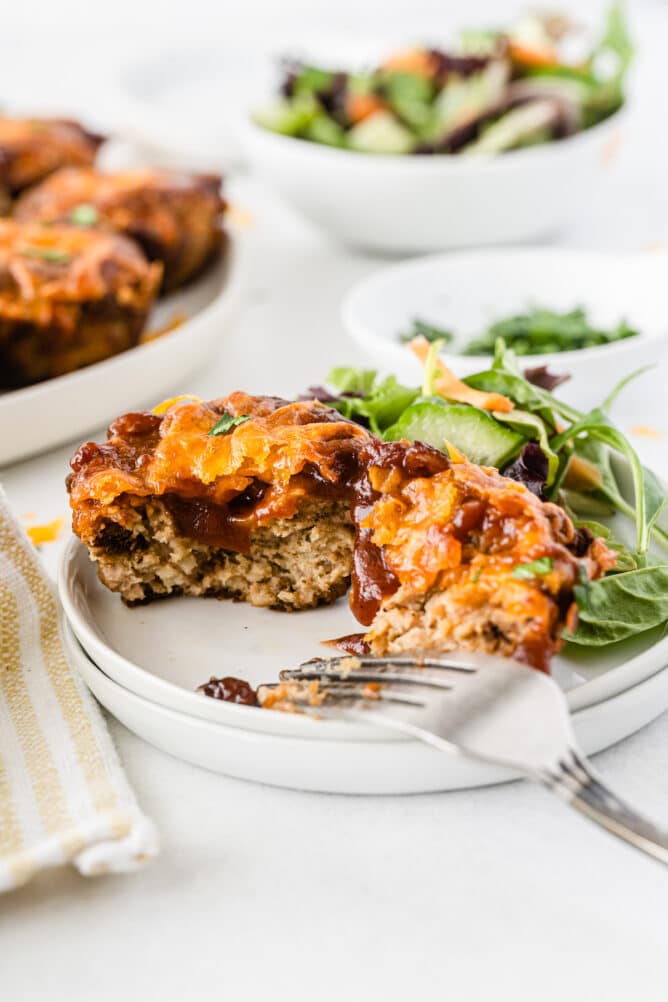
left=400, top=318, right=455, bottom=345
left=20, top=246, right=72, bottom=264
left=69, top=203, right=99, bottom=226
left=209, top=412, right=251, bottom=436
left=512, top=557, right=553, bottom=580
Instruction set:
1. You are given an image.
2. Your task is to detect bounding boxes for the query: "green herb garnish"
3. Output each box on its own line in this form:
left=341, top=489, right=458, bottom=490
left=512, top=557, right=553, bottom=579
left=463, top=306, right=637, bottom=357
left=20, top=246, right=72, bottom=264
left=400, top=318, right=455, bottom=345
left=209, top=413, right=251, bottom=436
left=69, top=203, right=99, bottom=227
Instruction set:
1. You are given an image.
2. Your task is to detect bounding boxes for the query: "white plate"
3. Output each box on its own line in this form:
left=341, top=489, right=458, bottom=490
left=0, top=240, right=244, bottom=467
left=342, top=248, right=668, bottom=408
left=63, top=619, right=668, bottom=794
left=60, top=467, right=668, bottom=793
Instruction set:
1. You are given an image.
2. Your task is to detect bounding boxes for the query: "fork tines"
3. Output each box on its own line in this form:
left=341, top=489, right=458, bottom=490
left=279, top=654, right=477, bottom=692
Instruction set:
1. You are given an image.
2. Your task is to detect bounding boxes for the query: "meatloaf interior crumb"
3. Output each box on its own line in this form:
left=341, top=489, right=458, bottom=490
left=88, top=497, right=355, bottom=610
left=365, top=583, right=559, bottom=662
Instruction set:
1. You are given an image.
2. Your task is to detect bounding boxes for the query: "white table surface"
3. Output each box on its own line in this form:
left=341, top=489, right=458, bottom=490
left=2, top=2, right=668, bottom=999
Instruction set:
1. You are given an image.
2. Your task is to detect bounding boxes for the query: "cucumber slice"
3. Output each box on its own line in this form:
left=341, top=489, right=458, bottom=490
left=384, top=399, right=525, bottom=469
left=462, top=99, right=560, bottom=154
left=347, top=110, right=416, bottom=154
left=252, top=94, right=319, bottom=136
left=304, top=113, right=347, bottom=147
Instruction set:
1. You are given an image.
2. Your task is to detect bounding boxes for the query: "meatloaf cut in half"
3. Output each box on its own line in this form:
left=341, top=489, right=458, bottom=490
left=0, top=220, right=161, bottom=387
left=15, top=167, right=226, bottom=291
left=67, top=395, right=369, bottom=610
left=351, top=440, right=616, bottom=672
left=0, top=117, right=102, bottom=197
left=68, top=396, right=615, bottom=671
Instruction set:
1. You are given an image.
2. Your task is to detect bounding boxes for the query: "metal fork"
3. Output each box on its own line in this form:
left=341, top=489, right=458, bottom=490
left=269, top=652, right=668, bottom=864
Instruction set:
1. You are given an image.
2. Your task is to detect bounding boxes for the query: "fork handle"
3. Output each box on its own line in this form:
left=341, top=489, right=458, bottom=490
left=542, top=751, right=668, bottom=866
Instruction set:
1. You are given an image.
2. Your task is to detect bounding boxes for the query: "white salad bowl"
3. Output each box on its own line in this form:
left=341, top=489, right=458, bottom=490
left=241, top=111, right=625, bottom=253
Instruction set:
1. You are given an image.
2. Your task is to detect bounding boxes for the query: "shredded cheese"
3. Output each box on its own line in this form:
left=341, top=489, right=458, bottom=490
left=152, top=394, right=202, bottom=416
left=26, top=517, right=64, bottom=546
left=630, top=425, right=665, bottom=440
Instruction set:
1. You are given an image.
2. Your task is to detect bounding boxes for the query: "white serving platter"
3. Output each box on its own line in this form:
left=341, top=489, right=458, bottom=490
left=0, top=240, right=244, bottom=467
left=342, top=248, right=668, bottom=408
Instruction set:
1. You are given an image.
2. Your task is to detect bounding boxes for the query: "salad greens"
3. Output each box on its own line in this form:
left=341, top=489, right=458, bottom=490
left=318, top=337, right=667, bottom=649
left=254, top=4, right=632, bottom=156
left=400, top=306, right=638, bottom=356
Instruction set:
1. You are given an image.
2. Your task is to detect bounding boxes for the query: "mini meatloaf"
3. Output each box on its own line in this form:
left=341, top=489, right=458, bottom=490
left=0, top=118, right=102, bottom=197
left=0, top=220, right=161, bottom=387
left=67, top=395, right=368, bottom=610
left=351, top=439, right=616, bottom=672
left=68, top=396, right=616, bottom=672
left=15, top=167, right=225, bottom=291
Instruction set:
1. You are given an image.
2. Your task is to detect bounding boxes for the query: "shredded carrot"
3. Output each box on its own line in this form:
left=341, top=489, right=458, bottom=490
left=408, top=336, right=514, bottom=413
left=630, top=424, right=665, bottom=440
left=152, top=394, right=202, bottom=416
left=141, top=311, right=187, bottom=344
left=345, top=92, right=386, bottom=124
left=443, top=439, right=468, bottom=463
left=26, top=517, right=64, bottom=546
left=507, top=41, right=559, bottom=68
left=382, top=48, right=435, bottom=77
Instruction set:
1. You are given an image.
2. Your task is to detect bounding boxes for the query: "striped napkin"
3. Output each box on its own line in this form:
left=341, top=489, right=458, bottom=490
left=0, top=487, right=158, bottom=892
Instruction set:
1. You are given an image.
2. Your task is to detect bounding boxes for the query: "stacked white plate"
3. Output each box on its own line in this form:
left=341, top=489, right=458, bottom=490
left=60, top=501, right=668, bottom=794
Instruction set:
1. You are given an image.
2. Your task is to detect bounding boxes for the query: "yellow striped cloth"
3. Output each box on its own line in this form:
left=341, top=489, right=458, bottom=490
left=0, top=488, right=158, bottom=892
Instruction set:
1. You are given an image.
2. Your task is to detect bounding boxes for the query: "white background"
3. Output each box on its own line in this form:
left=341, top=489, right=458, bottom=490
left=2, top=1, right=668, bottom=999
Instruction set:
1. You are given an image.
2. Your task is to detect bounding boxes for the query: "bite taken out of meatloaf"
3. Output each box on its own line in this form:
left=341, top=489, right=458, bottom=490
left=0, top=117, right=103, bottom=196
left=67, top=395, right=369, bottom=610
left=0, top=219, right=162, bottom=388
left=67, top=395, right=616, bottom=672
left=14, top=167, right=225, bottom=292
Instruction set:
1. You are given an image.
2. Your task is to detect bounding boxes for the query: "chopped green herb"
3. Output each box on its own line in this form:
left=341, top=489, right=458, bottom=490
left=399, top=318, right=455, bottom=345
left=69, top=203, right=99, bottom=226
left=20, top=246, right=72, bottom=264
left=511, top=556, right=553, bottom=579
left=472, top=567, right=483, bottom=583
left=209, top=413, right=251, bottom=436
left=462, top=306, right=638, bottom=357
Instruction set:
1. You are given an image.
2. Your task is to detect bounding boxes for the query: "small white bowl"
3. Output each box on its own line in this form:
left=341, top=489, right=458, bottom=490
left=242, top=111, right=625, bottom=253
left=341, top=247, right=668, bottom=408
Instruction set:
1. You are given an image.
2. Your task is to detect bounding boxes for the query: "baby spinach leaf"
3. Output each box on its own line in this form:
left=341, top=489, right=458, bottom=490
left=566, top=565, right=668, bottom=646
